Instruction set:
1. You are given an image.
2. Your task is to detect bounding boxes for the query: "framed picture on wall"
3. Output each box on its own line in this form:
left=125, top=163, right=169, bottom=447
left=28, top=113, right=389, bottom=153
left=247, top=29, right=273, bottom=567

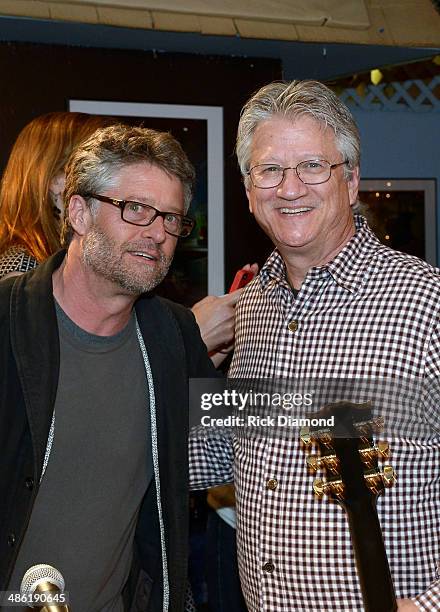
left=358, top=178, right=437, bottom=266
left=69, top=100, right=224, bottom=305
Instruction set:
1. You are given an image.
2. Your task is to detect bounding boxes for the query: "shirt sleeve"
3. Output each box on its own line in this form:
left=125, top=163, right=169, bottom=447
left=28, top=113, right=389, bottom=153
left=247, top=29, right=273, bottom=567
left=423, top=316, right=440, bottom=434
left=189, top=427, right=234, bottom=490
left=414, top=317, right=440, bottom=608
left=414, top=580, right=440, bottom=610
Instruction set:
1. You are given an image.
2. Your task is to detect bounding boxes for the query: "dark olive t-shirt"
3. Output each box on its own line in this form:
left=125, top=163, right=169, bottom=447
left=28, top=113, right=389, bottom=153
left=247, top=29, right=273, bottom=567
left=8, top=304, right=152, bottom=611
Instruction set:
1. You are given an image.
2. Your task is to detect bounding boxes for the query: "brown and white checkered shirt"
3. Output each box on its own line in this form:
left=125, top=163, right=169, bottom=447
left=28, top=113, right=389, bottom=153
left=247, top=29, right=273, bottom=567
left=190, top=216, right=440, bottom=611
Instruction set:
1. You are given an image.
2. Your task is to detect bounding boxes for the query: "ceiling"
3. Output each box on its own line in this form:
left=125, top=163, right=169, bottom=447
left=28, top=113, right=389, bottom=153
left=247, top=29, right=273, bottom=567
left=1, top=20, right=438, bottom=83
left=1, top=0, right=439, bottom=47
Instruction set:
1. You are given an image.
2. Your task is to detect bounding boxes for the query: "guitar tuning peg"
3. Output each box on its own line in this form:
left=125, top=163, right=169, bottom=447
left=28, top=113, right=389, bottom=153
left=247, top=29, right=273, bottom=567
left=306, top=453, right=339, bottom=473
left=300, top=426, right=312, bottom=446
left=377, top=440, right=390, bottom=458
left=313, top=477, right=345, bottom=499
left=313, top=478, right=326, bottom=497
left=307, top=455, right=320, bottom=471
left=300, top=427, right=334, bottom=448
left=370, top=416, right=385, bottom=433
left=359, top=440, right=390, bottom=466
left=364, top=469, right=385, bottom=494
left=355, top=416, right=385, bottom=436
left=317, top=430, right=333, bottom=447
left=382, top=465, right=396, bottom=487
left=364, top=465, right=397, bottom=494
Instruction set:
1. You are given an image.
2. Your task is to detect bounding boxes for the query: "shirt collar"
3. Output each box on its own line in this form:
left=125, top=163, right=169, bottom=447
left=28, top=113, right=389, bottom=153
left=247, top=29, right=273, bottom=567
left=259, top=215, right=381, bottom=294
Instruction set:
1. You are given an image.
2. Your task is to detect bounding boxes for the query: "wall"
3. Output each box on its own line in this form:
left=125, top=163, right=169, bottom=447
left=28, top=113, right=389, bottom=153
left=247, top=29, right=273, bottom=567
left=353, top=109, right=439, bottom=264
left=0, top=42, right=279, bottom=289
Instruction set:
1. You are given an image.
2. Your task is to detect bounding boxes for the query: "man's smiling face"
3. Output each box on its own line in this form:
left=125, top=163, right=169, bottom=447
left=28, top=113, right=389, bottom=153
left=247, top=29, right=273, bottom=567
left=246, top=115, right=359, bottom=266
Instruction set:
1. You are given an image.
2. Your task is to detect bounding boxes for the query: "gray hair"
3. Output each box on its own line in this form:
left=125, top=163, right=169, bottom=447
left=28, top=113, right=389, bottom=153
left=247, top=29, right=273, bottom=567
left=236, top=80, right=360, bottom=186
left=62, top=123, right=195, bottom=246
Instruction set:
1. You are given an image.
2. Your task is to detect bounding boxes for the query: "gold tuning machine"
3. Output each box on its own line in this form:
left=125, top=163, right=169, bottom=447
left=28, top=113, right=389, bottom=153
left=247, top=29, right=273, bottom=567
left=300, top=427, right=333, bottom=448
left=382, top=465, right=397, bottom=487
left=377, top=440, right=390, bottom=457
left=306, top=453, right=339, bottom=474
left=300, top=427, right=311, bottom=446
left=316, top=430, right=333, bottom=448
left=359, top=440, right=390, bottom=466
left=364, top=465, right=397, bottom=494
left=354, top=416, right=385, bottom=436
left=313, top=477, right=345, bottom=499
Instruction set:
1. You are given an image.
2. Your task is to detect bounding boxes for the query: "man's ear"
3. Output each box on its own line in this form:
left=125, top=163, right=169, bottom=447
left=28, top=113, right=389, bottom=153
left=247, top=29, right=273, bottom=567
left=245, top=183, right=254, bottom=215
left=348, top=166, right=360, bottom=207
left=68, top=195, right=92, bottom=236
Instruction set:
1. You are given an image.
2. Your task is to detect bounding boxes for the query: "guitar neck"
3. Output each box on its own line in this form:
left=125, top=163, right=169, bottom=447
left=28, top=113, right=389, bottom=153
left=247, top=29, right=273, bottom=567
left=344, top=495, right=397, bottom=612
left=302, top=402, right=399, bottom=612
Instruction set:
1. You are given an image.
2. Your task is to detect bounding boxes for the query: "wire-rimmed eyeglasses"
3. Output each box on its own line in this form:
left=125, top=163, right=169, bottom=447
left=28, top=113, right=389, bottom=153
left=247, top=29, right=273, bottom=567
left=86, top=193, right=195, bottom=238
left=247, top=159, right=348, bottom=189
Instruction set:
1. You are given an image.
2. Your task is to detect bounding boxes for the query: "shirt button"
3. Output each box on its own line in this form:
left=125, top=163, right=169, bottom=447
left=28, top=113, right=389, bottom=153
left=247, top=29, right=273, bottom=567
left=288, top=320, right=298, bottom=333
left=25, top=477, right=34, bottom=490
left=262, top=561, right=275, bottom=573
left=7, top=533, right=16, bottom=547
left=266, top=478, right=278, bottom=491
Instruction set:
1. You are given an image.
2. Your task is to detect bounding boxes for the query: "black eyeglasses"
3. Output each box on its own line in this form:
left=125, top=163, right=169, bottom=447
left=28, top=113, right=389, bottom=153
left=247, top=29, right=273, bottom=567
left=87, top=194, right=195, bottom=238
left=248, top=159, right=348, bottom=189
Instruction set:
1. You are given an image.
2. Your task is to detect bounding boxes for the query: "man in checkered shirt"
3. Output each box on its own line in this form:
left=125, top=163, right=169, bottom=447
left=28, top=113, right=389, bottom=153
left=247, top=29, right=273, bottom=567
left=190, top=80, right=440, bottom=611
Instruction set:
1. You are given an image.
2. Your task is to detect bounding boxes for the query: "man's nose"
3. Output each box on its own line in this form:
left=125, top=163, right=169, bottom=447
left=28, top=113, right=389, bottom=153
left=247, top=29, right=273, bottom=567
left=140, top=214, right=167, bottom=243
left=276, top=167, right=308, bottom=199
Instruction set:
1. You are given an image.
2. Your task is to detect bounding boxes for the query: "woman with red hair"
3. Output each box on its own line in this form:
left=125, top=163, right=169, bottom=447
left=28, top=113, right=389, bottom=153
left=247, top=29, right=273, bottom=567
left=0, top=111, right=113, bottom=278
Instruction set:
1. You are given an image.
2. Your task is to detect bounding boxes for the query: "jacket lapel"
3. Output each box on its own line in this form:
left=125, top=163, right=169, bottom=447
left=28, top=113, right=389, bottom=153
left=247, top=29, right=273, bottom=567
left=134, top=294, right=188, bottom=455
left=10, top=251, right=65, bottom=476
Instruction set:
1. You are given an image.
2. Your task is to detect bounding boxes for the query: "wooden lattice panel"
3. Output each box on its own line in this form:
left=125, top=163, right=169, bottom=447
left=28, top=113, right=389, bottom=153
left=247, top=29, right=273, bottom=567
left=339, top=77, right=440, bottom=112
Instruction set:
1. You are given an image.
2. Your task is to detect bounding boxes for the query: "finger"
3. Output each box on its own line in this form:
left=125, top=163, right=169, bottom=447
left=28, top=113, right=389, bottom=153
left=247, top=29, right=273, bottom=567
left=220, top=289, right=245, bottom=304
left=241, top=262, right=259, bottom=273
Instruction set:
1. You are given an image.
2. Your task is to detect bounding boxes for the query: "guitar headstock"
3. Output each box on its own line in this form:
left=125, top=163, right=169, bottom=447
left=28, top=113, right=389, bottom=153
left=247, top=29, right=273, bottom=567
left=300, top=401, right=396, bottom=504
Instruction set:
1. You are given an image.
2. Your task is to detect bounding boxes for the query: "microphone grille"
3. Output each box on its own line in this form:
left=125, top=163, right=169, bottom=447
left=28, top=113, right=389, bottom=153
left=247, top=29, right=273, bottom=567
left=20, top=564, right=65, bottom=594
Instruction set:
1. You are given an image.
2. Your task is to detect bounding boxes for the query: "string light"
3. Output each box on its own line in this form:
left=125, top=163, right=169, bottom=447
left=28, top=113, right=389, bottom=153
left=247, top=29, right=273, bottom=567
left=370, top=69, right=383, bottom=85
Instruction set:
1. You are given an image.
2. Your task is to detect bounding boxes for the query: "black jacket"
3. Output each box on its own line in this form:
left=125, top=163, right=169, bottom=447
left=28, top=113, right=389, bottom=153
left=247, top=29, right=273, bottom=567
left=0, top=251, right=216, bottom=610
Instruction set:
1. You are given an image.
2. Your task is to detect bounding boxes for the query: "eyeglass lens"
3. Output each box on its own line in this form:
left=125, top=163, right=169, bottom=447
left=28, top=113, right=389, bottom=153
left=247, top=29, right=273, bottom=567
left=123, top=201, right=192, bottom=237
left=251, top=160, right=333, bottom=187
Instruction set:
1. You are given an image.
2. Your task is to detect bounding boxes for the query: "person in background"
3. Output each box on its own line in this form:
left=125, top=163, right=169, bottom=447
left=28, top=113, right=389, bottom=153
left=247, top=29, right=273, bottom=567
left=0, top=112, right=114, bottom=278
left=0, top=111, right=251, bottom=361
left=205, top=484, right=247, bottom=612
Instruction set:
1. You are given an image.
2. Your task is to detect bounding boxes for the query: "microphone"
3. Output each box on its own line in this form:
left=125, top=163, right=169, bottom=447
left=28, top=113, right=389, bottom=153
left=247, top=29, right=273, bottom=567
left=20, top=564, right=70, bottom=611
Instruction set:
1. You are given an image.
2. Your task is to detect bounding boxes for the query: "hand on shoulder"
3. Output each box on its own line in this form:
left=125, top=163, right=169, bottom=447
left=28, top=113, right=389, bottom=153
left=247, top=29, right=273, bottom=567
left=397, top=598, right=419, bottom=610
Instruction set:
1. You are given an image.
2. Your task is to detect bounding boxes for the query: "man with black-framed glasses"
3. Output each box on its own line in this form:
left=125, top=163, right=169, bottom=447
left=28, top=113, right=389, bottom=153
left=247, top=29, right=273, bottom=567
left=190, top=80, right=440, bottom=611
left=0, top=124, right=217, bottom=611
